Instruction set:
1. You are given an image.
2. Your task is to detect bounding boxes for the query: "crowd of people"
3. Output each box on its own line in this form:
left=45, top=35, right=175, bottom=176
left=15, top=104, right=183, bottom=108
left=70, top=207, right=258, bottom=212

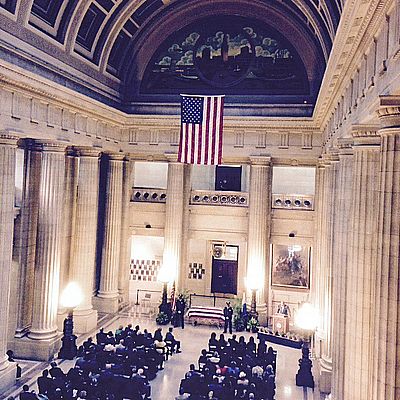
left=18, top=324, right=182, bottom=400
left=178, top=332, right=276, bottom=400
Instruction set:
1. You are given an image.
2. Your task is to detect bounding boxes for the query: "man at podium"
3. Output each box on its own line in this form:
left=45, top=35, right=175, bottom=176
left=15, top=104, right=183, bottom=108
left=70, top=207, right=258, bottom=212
left=272, top=302, right=290, bottom=333
left=277, top=301, right=291, bottom=317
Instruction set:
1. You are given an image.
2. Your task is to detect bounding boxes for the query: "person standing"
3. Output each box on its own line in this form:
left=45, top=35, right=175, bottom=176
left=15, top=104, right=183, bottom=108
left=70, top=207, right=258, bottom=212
left=223, top=302, right=233, bottom=334
left=176, top=296, right=185, bottom=329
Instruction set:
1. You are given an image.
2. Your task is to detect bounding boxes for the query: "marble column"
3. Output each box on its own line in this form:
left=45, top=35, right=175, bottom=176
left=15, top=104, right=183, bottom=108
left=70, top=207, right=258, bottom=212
left=312, top=158, right=325, bottom=315
left=343, top=126, right=380, bottom=400
left=118, top=157, right=133, bottom=308
left=0, top=133, right=18, bottom=391
left=331, top=138, right=353, bottom=400
left=25, top=141, right=66, bottom=360
left=246, top=156, right=271, bottom=322
left=179, top=164, right=192, bottom=290
left=314, top=155, right=330, bottom=357
left=163, top=155, right=184, bottom=289
left=57, top=148, right=78, bottom=329
left=95, top=153, right=124, bottom=313
left=372, top=100, right=400, bottom=400
left=69, top=147, right=101, bottom=332
left=14, top=140, right=40, bottom=337
left=319, top=152, right=340, bottom=393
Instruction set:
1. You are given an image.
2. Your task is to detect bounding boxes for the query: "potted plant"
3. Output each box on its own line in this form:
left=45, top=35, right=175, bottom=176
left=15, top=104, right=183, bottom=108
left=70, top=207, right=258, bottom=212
left=247, top=317, right=259, bottom=333
left=156, top=311, right=170, bottom=325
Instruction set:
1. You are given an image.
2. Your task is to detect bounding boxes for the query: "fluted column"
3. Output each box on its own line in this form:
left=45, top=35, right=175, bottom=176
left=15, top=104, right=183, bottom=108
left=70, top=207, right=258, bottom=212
left=312, top=159, right=325, bottom=313
left=372, top=100, right=400, bottom=400
left=118, top=157, right=133, bottom=307
left=14, top=140, right=40, bottom=337
left=69, top=147, right=101, bottom=332
left=246, top=156, right=271, bottom=322
left=162, top=155, right=184, bottom=289
left=57, top=148, right=78, bottom=328
left=331, top=138, right=353, bottom=400
left=95, top=153, right=124, bottom=313
left=179, top=164, right=192, bottom=290
left=27, top=141, right=66, bottom=358
left=0, top=133, right=18, bottom=390
left=343, top=126, right=380, bottom=400
left=320, top=152, right=339, bottom=393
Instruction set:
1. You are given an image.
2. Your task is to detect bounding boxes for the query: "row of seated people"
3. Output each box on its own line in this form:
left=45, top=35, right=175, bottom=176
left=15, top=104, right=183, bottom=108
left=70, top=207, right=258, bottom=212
left=19, top=324, right=182, bottom=400
left=178, top=333, right=276, bottom=400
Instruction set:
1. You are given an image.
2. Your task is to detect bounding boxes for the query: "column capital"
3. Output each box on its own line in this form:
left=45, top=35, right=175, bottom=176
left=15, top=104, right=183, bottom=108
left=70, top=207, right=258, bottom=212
left=164, top=152, right=179, bottom=163
left=104, top=152, right=125, bottom=161
left=337, top=137, right=353, bottom=153
left=0, top=132, right=19, bottom=147
left=377, top=95, right=400, bottom=129
left=326, top=149, right=340, bottom=163
left=351, top=125, right=380, bottom=147
left=31, top=140, right=67, bottom=153
left=74, top=146, right=102, bottom=158
left=249, top=155, right=271, bottom=166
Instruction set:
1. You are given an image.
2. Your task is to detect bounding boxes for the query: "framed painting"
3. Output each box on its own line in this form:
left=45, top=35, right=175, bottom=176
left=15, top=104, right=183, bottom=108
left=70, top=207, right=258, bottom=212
left=271, top=244, right=310, bottom=289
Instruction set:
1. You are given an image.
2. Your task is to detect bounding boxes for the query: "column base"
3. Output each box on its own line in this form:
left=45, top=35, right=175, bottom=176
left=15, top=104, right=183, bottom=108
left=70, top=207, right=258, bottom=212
left=12, top=335, right=62, bottom=361
left=319, top=358, right=332, bottom=394
left=73, top=309, right=98, bottom=334
left=93, top=296, right=119, bottom=314
left=0, top=363, right=17, bottom=393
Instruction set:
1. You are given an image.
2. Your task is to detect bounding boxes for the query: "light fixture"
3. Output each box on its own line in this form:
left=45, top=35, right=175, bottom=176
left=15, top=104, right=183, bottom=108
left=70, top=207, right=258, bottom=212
left=295, top=302, right=318, bottom=389
left=58, top=282, right=83, bottom=360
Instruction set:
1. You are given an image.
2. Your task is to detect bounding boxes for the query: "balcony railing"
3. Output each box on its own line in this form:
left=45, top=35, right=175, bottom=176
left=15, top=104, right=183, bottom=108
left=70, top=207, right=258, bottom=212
left=190, top=190, right=248, bottom=207
left=272, top=194, right=314, bottom=210
left=131, top=188, right=167, bottom=203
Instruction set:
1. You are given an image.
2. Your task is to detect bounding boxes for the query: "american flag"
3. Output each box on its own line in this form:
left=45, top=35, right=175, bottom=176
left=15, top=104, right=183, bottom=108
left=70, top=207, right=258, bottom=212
left=178, top=95, right=225, bottom=165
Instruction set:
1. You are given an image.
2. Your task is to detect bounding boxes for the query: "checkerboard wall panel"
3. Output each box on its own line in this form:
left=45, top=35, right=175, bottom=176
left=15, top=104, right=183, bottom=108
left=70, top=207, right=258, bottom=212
left=130, top=259, right=161, bottom=282
left=188, top=262, right=205, bottom=279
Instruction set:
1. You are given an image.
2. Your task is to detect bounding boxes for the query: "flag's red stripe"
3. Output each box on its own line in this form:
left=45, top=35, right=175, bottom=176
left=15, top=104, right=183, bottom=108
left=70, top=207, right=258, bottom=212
left=197, top=118, right=203, bottom=164
left=191, top=123, right=196, bottom=164
left=211, top=97, right=218, bottom=165
left=217, top=97, right=224, bottom=164
left=204, top=97, right=211, bottom=165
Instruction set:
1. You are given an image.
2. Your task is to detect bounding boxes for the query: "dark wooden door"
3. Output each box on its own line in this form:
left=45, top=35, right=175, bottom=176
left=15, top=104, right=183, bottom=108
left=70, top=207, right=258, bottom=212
left=215, top=166, right=242, bottom=191
left=211, top=258, right=238, bottom=294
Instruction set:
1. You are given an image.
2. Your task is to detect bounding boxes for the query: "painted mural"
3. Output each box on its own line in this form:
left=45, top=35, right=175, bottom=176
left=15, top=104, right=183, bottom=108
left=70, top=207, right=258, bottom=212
left=141, top=16, right=309, bottom=95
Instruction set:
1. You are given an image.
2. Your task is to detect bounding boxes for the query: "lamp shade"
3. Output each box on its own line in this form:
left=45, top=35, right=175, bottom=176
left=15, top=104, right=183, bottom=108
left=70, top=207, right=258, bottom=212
left=60, top=282, right=83, bottom=309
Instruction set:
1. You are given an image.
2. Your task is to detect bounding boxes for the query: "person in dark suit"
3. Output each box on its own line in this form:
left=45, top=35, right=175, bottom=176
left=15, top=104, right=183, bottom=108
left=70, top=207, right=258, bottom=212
left=223, top=302, right=233, bottom=334
left=175, top=297, right=185, bottom=329
left=165, top=327, right=181, bottom=353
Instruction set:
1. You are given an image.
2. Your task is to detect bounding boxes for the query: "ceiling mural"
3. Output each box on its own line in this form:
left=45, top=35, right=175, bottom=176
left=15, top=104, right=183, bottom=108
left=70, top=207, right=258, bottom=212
left=141, top=16, right=309, bottom=96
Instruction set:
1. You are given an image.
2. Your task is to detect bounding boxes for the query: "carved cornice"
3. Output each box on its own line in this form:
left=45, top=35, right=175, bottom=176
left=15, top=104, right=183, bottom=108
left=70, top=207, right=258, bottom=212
left=315, top=0, right=389, bottom=127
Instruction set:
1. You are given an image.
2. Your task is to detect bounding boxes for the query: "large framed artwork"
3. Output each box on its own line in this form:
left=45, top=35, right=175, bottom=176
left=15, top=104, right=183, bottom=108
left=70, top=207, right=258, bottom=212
left=271, top=244, right=310, bottom=289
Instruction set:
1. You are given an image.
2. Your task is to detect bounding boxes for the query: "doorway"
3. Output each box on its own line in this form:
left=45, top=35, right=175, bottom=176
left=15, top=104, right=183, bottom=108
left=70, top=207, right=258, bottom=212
left=211, top=244, right=239, bottom=295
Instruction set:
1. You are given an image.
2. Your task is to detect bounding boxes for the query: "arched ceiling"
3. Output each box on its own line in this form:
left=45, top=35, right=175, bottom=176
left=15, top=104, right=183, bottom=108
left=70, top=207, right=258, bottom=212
left=0, top=0, right=345, bottom=115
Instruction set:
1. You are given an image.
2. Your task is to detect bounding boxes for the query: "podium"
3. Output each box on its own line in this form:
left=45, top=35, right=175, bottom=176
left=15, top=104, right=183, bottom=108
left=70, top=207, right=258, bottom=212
left=271, top=314, right=289, bottom=333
